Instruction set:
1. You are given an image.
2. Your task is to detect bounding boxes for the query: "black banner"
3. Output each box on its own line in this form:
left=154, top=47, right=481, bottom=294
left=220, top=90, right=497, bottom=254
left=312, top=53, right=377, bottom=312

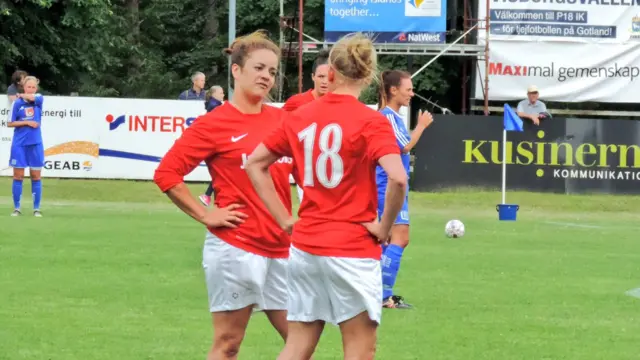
left=413, top=115, right=640, bottom=194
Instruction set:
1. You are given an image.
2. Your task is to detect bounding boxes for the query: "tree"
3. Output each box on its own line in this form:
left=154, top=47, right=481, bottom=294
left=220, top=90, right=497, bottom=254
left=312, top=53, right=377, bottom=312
left=1, top=0, right=462, bottom=114
left=1, top=0, right=118, bottom=93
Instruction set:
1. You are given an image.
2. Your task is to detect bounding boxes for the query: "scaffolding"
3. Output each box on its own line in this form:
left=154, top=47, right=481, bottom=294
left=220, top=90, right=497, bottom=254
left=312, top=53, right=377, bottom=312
left=278, top=0, right=491, bottom=115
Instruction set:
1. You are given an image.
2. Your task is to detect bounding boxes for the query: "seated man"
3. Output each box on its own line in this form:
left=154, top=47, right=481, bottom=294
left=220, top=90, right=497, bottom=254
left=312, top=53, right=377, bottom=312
left=517, top=85, right=551, bottom=126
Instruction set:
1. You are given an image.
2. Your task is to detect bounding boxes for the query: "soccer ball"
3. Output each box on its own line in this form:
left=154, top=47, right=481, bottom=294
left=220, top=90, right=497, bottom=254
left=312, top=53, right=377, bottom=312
left=445, top=220, right=465, bottom=238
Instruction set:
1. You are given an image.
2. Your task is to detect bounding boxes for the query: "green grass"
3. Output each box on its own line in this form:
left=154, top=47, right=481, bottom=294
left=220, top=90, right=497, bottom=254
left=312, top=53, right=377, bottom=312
left=1, top=178, right=640, bottom=360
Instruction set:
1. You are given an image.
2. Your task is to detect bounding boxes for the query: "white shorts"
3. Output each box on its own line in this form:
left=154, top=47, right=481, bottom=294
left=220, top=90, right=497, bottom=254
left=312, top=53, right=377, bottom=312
left=202, top=232, right=288, bottom=312
left=296, top=185, right=304, bottom=202
left=286, top=246, right=382, bottom=325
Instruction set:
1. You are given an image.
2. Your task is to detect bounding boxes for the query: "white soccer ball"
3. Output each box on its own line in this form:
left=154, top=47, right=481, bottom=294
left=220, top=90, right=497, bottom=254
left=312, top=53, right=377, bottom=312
left=445, top=220, right=465, bottom=238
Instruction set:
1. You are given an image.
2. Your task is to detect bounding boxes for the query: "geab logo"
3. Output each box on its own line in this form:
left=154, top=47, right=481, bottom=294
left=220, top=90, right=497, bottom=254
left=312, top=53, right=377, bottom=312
left=44, top=160, right=92, bottom=171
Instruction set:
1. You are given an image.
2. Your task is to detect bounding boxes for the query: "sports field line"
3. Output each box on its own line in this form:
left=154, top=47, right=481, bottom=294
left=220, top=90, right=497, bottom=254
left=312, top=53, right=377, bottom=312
left=543, top=221, right=606, bottom=229
left=542, top=221, right=640, bottom=232
left=418, top=206, right=640, bottom=222
left=0, top=197, right=178, bottom=212
left=1, top=196, right=639, bottom=225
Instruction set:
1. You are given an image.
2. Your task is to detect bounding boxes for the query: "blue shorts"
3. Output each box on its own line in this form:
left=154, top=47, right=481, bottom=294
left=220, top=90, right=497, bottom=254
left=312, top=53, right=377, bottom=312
left=9, top=143, right=45, bottom=169
left=377, top=193, right=410, bottom=226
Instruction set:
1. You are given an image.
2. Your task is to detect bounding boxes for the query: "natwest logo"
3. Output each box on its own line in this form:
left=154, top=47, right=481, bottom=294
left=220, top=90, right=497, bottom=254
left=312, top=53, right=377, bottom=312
left=488, top=62, right=552, bottom=77
left=395, top=32, right=442, bottom=43
left=106, top=114, right=197, bottom=132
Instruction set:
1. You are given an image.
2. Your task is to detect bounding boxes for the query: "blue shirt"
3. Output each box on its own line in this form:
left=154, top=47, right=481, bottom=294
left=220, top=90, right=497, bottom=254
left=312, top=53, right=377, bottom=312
left=10, top=95, right=44, bottom=146
left=205, top=98, right=222, bottom=112
left=7, top=84, right=18, bottom=96
left=376, top=106, right=411, bottom=191
left=178, top=88, right=206, bottom=100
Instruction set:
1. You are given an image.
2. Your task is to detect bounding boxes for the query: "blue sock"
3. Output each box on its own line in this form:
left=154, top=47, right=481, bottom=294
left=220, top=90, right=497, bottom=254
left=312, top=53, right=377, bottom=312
left=32, top=179, right=42, bottom=210
left=12, top=179, right=23, bottom=209
left=381, top=244, right=404, bottom=300
left=381, top=243, right=388, bottom=253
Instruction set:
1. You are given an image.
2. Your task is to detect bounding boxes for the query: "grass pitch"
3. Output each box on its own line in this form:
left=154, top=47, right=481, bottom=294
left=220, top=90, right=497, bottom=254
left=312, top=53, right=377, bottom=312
left=1, top=178, right=639, bottom=359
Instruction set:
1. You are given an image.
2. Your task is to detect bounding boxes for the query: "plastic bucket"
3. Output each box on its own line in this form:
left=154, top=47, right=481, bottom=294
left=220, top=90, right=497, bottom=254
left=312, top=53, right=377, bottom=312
left=496, top=204, right=519, bottom=221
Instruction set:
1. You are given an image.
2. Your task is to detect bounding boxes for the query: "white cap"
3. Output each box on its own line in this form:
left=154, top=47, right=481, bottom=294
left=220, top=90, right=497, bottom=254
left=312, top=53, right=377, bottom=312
left=527, top=85, right=539, bottom=93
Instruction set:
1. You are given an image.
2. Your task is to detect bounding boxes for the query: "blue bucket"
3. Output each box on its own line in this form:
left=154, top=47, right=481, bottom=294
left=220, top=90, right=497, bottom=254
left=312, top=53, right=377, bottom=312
left=496, top=204, right=519, bottom=221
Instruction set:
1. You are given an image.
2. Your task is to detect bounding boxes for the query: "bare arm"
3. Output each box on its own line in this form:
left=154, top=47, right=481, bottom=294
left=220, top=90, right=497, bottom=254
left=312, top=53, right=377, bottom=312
left=377, top=153, right=408, bottom=235
left=153, top=119, right=247, bottom=229
left=517, top=111, right=539, bottom=125
left=517, top=112, right=535, bottom=120
left=246, top=144, right=293, bottom=231
left=166, top=183, right=208, bottom=224
left=401, top=110, right=433, bottom=153
left=164, top=183, right=247, bottom=228
left=401, top=124, right=424, bottom=153
left=402, top=124, right=427, bottom=153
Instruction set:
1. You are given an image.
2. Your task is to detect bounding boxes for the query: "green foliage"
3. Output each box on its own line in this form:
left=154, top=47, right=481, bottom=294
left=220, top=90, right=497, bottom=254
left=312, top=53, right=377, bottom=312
left=1, top=0, right=459, bottom=108
left=358, top=55, right=453, bottom=105
left=1, top=0, right=116, bottom=93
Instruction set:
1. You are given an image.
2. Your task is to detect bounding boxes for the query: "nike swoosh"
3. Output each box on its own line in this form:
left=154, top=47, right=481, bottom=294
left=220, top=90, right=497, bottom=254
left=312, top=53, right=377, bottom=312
left=231, top=134, right=248, bottom=142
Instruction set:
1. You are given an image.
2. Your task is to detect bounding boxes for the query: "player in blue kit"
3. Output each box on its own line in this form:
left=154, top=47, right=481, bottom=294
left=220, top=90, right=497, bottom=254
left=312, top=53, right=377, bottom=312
left=8, top=76, right=45, bottom=217
left=376, top=70, right=433, bottom=308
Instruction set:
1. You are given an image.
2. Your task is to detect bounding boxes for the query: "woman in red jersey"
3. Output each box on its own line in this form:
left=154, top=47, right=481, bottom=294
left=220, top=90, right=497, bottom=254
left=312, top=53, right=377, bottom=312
left=282, top=49, right=331, bottom=203
left=153, top=30, right=293, bottom=360
left=281, top=49, right=330, bottom=112
left=245, top=33, right=408, bottom=360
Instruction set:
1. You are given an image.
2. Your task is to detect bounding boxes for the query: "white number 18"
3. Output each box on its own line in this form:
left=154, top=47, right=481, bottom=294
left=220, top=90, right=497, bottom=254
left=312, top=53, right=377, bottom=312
left=297, top=123, right=344, bottom=188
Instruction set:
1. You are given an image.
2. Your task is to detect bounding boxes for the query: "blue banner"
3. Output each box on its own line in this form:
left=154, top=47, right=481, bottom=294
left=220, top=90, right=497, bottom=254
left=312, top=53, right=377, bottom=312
left=324, top=0, right=447, bottom=44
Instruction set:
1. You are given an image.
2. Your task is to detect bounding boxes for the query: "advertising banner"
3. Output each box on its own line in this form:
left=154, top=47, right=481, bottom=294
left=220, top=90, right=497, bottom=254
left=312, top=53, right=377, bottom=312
left=1, top=96, right=209, bottom=181
left=474, top=1, right=640, bottom=102
left=413, top=115, right=640, bottom=194
left=1, top=95, right=404, bottom=182
left=324, top=0, right=447, bottom=44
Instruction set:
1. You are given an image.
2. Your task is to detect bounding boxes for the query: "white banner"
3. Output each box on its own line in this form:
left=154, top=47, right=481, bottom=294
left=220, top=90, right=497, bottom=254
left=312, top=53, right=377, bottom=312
left=475, top=1, right=640, bottom=102
left=0, top=95, right=407, bottom=181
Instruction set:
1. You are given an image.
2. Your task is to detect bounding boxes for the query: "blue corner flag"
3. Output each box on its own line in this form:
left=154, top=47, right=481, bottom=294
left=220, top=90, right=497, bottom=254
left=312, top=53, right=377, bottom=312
left=503, top=103, right=523, bottom=132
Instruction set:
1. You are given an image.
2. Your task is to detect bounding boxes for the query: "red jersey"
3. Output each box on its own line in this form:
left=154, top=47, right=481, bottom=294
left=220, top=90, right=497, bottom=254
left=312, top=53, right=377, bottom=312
left=262, top=93, right=400, bottom=259
left=154, top=103, right=294, bottom=258
left=282, top=89, right=316, bottom=112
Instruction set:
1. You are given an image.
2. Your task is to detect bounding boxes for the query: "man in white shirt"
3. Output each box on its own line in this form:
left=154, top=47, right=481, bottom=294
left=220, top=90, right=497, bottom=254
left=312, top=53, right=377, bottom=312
left=517, top=85, right=550, bottom=126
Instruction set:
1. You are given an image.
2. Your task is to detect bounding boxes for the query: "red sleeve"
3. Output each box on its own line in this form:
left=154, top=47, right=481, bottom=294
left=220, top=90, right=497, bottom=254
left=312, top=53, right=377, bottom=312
left=363, top=113, right=401, bottom=161
left=262, top=118, right=292, bottom=158
left=153, top=117, right=217, bottom=192
left=282, top=95, right=299, bottom=112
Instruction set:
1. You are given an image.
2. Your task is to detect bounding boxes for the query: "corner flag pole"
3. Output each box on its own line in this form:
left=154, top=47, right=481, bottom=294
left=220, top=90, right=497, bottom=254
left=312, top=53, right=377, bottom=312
left=501, top=128, right=507, bottom=204
left=501, top=104, right=523, bottom=206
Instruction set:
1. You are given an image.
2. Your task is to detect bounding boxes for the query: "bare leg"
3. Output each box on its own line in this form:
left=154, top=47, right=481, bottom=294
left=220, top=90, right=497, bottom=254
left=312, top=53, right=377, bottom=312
left=339, top=311, right=377, bottom=360
left=207, top=306, right=253, bottom=360
left=277, top=321, right=324, bottom=360
left=265, top=310, right=288, bottom=341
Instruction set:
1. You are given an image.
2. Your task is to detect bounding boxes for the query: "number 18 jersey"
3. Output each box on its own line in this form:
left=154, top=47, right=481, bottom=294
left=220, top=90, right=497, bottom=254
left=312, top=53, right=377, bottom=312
left=262, top=93, right=399, bottom=260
